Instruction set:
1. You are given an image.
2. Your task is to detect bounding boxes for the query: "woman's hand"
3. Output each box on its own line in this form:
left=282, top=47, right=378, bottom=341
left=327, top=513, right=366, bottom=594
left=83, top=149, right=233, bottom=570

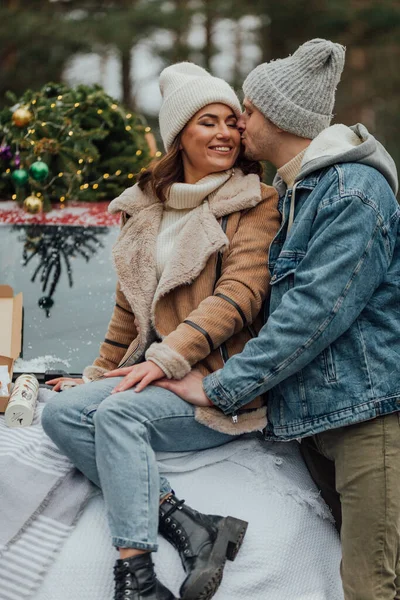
left=47, top=377, right=84, bottom=392
left=154, top=370, right=213, bottom=407
left=104, top=361, right=165, bottom=393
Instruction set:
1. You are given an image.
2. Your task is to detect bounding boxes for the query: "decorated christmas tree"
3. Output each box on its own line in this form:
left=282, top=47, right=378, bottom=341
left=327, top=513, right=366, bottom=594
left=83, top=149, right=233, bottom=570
left=0, top=83, right=160, bottom=213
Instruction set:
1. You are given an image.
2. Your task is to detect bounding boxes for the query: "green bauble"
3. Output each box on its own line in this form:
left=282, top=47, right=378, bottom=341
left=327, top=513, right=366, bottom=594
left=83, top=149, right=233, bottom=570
left=29, top=160, right=49, bottom=182
left=11, top=168, right=29, bottom=187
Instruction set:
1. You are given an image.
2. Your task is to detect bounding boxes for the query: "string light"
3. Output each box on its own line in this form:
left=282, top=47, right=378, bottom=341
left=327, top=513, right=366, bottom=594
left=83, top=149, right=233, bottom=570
left=74, top=103, right=80, bottom=108
left=60, top=196, right=66, bottom=202
left=111, top=104, right=118, bottom=110
left=88, top=158, right=93, bottom=163
left=126, top=113, right=132, bottom=119
left=6, top=168, right=10, bottom=174
left=83, top=183, right=89, bottom=189
left=145, top=127, right=151, bottom=132
left=115, top=169, right=122, bottom=176
left=125, top=125, right=132, bottom=131
left=51, top=103, right=56, bottom=108
left=68, top=131, right=73, bottom=136
left=12, top=194, right=17, bottom=200
left=93, top=183, right=99, bottom=189
left=155, top=151, right=162, bottom=157
left=76, top=170, right=82, bottom=175
left=31, top=99, right=36, bottom=105
left=78, top=159, right=84, bottom=164
left=103, top=173, right=110, bottom=179
left=41, top=122, right=47, bottom=126
left=58, top=172, right=63, bottom=177
left=136, top=150, right=142, bottom=156
left=57, top=95, right=63, bottom=100
left=97, top=109, right=103, bottom=115
left=128, top=173, right=134, bottom=179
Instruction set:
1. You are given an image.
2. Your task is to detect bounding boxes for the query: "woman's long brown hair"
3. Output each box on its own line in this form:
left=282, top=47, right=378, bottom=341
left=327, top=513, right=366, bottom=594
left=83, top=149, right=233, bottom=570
left=137, top=133, right=263, bottom=204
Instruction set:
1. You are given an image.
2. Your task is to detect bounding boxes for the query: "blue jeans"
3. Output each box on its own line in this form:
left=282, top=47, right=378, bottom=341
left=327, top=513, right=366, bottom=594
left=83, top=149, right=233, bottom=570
left=41, top=377, right=235, bottom=551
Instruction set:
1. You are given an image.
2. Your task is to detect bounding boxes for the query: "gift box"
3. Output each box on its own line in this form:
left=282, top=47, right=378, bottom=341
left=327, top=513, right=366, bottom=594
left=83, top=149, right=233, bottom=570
left=0, top=285, right=23, bottom=412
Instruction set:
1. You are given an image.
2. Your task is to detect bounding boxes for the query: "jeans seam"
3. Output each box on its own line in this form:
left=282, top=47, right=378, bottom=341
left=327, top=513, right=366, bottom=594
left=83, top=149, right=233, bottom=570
left=140, top=412, right=196, bottom=427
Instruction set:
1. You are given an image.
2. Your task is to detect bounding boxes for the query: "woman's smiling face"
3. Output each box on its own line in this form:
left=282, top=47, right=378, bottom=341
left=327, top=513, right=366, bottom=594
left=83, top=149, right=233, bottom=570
left=179, top=103, right=241, bottom=183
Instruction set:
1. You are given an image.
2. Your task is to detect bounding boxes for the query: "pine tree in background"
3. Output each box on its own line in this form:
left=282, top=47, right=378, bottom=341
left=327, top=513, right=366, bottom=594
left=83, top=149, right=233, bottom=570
left=0, top=82, right=159, bottom=212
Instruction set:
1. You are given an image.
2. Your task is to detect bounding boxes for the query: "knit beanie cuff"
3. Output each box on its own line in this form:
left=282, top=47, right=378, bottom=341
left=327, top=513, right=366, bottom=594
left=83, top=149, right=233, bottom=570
left=243, top=68, right=331, bottom=139
left=159, top=76, right=241, bottom=151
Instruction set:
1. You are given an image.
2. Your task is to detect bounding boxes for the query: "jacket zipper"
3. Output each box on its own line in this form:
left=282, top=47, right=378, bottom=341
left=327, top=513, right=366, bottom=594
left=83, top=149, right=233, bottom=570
left=118, top=343, right=140, bottom=368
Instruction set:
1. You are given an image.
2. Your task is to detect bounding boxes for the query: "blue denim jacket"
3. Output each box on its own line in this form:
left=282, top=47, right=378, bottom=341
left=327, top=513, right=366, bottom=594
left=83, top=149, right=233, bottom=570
left=203, top=124, right=400, bottom=440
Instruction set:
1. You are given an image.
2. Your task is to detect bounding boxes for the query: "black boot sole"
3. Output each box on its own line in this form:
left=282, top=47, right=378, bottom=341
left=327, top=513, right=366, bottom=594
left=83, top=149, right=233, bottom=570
left=180, top=516, right=248, bottom=600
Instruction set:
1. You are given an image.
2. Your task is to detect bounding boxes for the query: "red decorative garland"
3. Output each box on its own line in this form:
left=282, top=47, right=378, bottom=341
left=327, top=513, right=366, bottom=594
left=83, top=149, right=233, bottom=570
left=0, top=201, right=120, bottom=226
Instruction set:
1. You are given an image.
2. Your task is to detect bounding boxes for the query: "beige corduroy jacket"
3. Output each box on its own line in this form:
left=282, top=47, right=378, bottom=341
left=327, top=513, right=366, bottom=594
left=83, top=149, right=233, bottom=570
left=84, top=169, right=280, bottom=434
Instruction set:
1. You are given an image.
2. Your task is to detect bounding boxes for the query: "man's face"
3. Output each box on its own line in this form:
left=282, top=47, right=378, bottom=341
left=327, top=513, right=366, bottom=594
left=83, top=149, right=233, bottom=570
left=237, top=99, right=279, bottom=162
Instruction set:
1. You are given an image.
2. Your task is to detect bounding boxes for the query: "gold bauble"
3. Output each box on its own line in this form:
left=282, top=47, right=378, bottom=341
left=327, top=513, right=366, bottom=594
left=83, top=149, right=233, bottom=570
left=23, top=195, right=43, bottom=214
left=12, top=107, right=33, bottom=128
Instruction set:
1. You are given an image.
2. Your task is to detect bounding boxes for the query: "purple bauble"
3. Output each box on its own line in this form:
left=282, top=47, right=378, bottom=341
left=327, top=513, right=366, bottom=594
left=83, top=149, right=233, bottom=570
left=0, top=144, right=12, bottom=161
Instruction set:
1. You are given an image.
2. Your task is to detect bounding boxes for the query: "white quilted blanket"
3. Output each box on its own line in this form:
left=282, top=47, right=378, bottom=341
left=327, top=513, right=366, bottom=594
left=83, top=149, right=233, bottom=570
left=33, top=430, right=343, bottom=599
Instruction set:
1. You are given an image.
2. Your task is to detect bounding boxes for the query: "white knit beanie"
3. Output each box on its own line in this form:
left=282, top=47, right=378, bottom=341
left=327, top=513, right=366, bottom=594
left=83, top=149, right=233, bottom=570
left=243, top=38, right=346, bottom=139
left=159, top=62, right=242, bottom=151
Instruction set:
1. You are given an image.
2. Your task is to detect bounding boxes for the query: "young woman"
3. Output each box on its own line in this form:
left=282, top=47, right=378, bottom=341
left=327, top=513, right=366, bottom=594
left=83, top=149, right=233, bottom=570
left=43, top=62, right=280, bottom=600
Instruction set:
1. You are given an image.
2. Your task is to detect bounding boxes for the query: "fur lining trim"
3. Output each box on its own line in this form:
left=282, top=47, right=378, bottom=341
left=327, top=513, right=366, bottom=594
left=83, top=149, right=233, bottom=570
left=112, top=202, right=163, bottom=356
left=145, top=343, right=191, bottom=379
left=194, top=406, right=267, bottom=435
left=108, top=183, right=153, bottom=214
left=83, top=365, right=108, bottom=381
left=151, top=200, right=228, bottom=318
left=209, top=171, right=262, bottom=217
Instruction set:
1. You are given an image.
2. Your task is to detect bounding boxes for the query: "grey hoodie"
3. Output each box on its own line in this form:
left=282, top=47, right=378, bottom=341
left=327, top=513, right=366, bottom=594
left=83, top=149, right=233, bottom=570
left=273, top=123, right=398, bottom=198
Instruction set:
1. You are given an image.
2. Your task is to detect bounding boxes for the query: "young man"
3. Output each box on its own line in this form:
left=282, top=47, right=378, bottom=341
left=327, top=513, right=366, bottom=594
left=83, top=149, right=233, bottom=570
left=156, top=39, right=400, bottom=599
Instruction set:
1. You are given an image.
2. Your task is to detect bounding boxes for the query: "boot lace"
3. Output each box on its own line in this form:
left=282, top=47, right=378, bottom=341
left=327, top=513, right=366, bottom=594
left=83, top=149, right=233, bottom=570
left=113, top=561, right=156, bottom=599
left=160, top=499, right=190, bottom=554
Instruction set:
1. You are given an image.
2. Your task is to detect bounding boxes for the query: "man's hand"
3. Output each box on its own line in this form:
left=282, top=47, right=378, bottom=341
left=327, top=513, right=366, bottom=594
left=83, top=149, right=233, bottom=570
left=47, top=377, right=84, bottom=392
left=154, top=370, right=213, bottom=407
left=104, top=361, right=165, bottom=393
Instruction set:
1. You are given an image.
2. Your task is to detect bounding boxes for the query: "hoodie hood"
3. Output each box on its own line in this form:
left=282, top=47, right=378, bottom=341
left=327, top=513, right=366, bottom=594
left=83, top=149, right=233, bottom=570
left=274, top=123, right=398, bottom=196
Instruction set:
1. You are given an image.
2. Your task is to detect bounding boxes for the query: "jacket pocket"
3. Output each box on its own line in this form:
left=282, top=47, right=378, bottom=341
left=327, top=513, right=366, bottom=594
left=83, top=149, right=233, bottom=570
left=322, top=345, right=337, bottom=382
left=270, top=251, right=306, bottom=289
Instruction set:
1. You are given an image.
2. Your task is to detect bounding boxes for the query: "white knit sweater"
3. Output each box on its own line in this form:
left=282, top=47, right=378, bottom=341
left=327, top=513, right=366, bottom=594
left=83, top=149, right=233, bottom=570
left=155, top=170, right=232, bottom=279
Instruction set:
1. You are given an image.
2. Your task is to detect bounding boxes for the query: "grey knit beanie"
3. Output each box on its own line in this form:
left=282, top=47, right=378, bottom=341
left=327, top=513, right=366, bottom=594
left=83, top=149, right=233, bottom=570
left=159, top=62, right=242, bottom=151
left=243, top=38, right=346, bottom=139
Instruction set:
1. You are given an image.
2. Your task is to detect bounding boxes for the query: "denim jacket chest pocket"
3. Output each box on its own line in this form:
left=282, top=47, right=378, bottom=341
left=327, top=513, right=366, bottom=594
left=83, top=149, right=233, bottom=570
left=270, top=251, right=306, bottom=291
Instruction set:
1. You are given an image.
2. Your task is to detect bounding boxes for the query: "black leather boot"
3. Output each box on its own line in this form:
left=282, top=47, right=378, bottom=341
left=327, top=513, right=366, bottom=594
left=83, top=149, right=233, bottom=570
left=113, top=553, right=177, bottom=600
left=159, top=495, right=248, bottom=600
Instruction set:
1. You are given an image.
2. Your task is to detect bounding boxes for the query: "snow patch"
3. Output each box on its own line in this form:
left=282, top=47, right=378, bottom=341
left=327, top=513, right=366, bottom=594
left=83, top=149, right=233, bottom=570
left=15, top=355, right=71, bottom=372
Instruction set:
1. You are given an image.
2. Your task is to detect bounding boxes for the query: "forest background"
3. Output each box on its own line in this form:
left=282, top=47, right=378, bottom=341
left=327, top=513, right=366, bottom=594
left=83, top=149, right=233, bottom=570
left=1, top=0, right=400, bottom=169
